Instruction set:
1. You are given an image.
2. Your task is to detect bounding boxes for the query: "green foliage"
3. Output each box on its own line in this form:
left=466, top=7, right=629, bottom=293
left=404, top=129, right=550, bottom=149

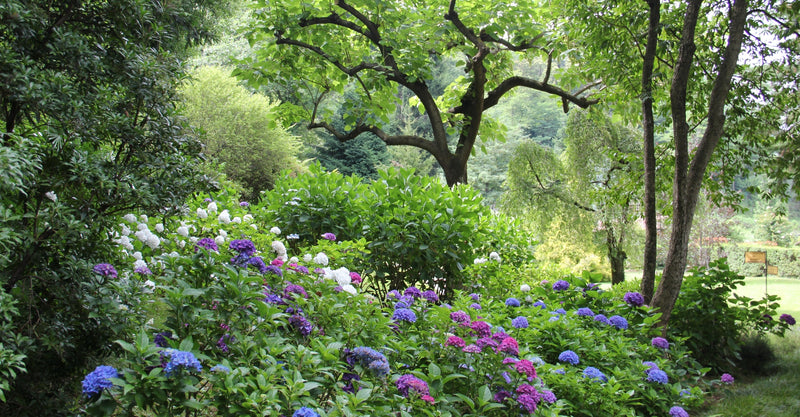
left=668, top=259, right=791, bottom=373
left=181, top=66, right=305, bottom=201
left=719, top=244, right=800, bottom=278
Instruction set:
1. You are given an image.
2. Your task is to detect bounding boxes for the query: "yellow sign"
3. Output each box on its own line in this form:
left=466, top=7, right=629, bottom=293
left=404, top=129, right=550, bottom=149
left=767, top=265, right=778, bottom=275
left=745, top=251, right=766, bottom=263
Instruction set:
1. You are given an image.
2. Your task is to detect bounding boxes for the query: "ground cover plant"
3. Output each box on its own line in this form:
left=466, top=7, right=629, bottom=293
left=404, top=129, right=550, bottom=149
left=68, top=170, right=795, bottom=416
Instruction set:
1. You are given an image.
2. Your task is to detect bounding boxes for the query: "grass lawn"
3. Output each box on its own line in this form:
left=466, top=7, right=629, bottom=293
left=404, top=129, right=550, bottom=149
left=735, top=277, right=800, bottom=320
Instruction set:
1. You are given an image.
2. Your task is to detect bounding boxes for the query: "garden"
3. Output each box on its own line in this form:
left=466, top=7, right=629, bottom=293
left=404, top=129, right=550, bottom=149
left=71, top=167, right=794, bottom=416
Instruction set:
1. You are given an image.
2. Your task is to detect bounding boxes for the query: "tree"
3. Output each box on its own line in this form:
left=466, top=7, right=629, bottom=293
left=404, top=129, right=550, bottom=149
left=558, top=0, right=799, bottom=325
left=0, top=0, right=225, bottom=411
left=181, top=66, right=305, bottom=201
left=503, top=110, right=642, bottom=284
left=236, top=0, right=598, bottom=186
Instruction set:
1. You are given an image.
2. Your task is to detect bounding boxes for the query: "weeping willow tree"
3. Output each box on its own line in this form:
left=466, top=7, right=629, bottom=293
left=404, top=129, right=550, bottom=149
left=503, top=110, right=643, bottom=283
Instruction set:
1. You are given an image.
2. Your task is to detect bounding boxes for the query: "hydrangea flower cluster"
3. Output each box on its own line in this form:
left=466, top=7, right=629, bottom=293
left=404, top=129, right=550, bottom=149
left=651, top=336, right=670, bottom=350
left=583, top=366, right=607, bottom=382
left=392, top=308, right=417, bottom=323
left=450, top=310, right=470, bottom=324
left=293, top=407, right=320, bottom=417
left=558, top=350, right=580, bottom=365
left=321, top=232, right=336, bottom=241
left=421, top=290, right=439, bottom=303
left=446, top=335, right=466, bottom=348
left=720, top=373, right=735, bottom=384
left=81, top=365, right=119, bottom=398
left=669, top=406, right=690, bottom=417
left=289, top=314, right=314, bottom=336
left=348, top=347, right=390, bottom=377
left=93, top=263, right=118, bottom=279
left=505, top=297, right=521, bottom=307
left=608, top=315, right=629, bottom=330
left=623, top=291, right=645, bottom=307
left=396, top=374, right=434, bottom=404
left=552, top=280, right=570, bottom=291
left=511, top=316, right=529, bottom=329
left=780, top=313, right=796, bottom=325
left=162, top=349, right=202, bottom=376
left=195, top=237, right=219, bottom=252
left=646, top=368, right=669, bottom=384
left=576, top=307, right=595, bottom=317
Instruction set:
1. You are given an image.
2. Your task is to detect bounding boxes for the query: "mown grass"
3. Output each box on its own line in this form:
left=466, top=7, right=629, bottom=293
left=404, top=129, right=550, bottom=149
left=735, top=277, right=800, bottom=320
left=697, top=328, right=800, bottom=417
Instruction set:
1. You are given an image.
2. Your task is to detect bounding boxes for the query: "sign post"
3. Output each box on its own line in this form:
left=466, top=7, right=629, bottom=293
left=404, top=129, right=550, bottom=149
left=745, top=251, right=768, bottom=295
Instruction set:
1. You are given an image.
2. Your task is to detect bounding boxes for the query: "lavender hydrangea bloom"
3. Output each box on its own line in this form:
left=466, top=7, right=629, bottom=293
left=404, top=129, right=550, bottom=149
left=404, top=287, right=422, bottom=299
left=289, top=314, right=314, bottom=336
left=532, top=301, right=547, bottom=309
left=293, top=407, right=320, bottom=417
left=450, top=310, right=470, bottom=323
left=81, top=365, right=119, bottom=398
left=265, top=264, right=283, bottom=277
left=349, top=346, right=391, bottom=377
left=284, top=283, right=308, bottom=299
left=623, top=291, right=645, bottom=307
left=163, top=349, right=202, bottom=376
left=470, top=321, right=492, bottom=337
left=469, top=303, right=482, bottom=310
left=421, top=290, right=439, bottom=303
left=558, top=350, right=580, bottom=365
left=721, top=373, right=734, bottom=384
left=540, top=390, right=557, bottom=404
left=669, top=406, right=690, bottom=417
left=229, top=239, right=257, bottom=256
left=594, top=314, right=611, bottom=325
left=154, top=331, right=172, bottom=348
left=392, top=308, right=417, bottom=323
left=93, top=263, right=118, bottom=279
left=643, top=361, right=659, bottom=370
left=462, top=344, right=481, bottom=353
left=321, top=232, right=336, bottom=241
left=469, top=292, right=481, bottom=302
left=576, top=307, right=595, bottom=317
left=646, top=368, right=669, bottom=384
left=608, top=315, right=629, bottom=329
left=511, top=316, right=529, bottom=329
left=195, top=237, right=218, bottom=252
left=583, top=366, right=607, bottom=382
left=651, top=336, right=670, bottom=350
left=396, top=373, right=431, bottom=399
left=246, top=256, right=268, bottom=273
left=517, top=392, right=539, bottom=413
left=552, top=280, right=570, bottom=291
left=505, top=297, right=521, bottom=307
left=387, top=290, right=401, bottom=299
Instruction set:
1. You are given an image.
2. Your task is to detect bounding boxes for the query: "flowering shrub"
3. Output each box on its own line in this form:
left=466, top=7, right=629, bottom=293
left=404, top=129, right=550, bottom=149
left=72, top=187, right=790, bottom=417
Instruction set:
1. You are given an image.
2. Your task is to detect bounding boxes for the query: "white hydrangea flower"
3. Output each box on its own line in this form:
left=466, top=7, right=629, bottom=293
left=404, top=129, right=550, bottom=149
left=207, top=201, right=218, bottom=213
left=155, top=223, right=164, bottom=233
left=520, top=284, right=531, bottom=292
left=272, top=240, right=287, bottom=256
left=489, top=252, right=501, bottom=262
left=45, top=191, right=57, bottom=202
left=137, top=223, right=150, bottom=231
left=133, top=259, right=147, bottom=270
left=196, top=208, right=208, bottom=219
left=218, top=229, right=228, bottom=238
left=140, top=214, right=148, bottom=223
left=341, top=284, right=357, bottom=295
left=120, top=224, right=131, bottom=236
left=190, top=237, right=199, bottom=243
left=289, top=256, right=299, bottom=263
left=134, top=230, right=149, bottom=243
left=123, top=213, right=137, bottom=223
left=143, top=280, right=156, bottom=293
left=313, top=252, right=329, bottom=266
left=177, top=239, right=186, bottom=249
left=250, top=224, right=258, bottom=231
left=243, top=214, right=254, bottom=222
left=218, top=210, right=231, bottom=224
left=146, top=235, right=160, bottom=249
left=303, top=254, right=313, bottom=263
left=215, top=235, right=225, bottom=246
left=474, top=257, right=488, bottom=264
left=232, top=216, right=242, bottom=224
left=331, top=267, right=352, bottom=286
left=176, top=226, right=189, bottom=237
left=168, top=251, right=179, bottom=257
left=525, top=295, right=533, bottom=303
left=270, top=226, right=281, bottom=235
left=132, top=251, right=143, bottom=260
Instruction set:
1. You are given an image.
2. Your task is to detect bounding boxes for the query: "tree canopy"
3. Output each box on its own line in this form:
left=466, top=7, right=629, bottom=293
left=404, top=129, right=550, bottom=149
left=236, top=0, right=598, bottom=185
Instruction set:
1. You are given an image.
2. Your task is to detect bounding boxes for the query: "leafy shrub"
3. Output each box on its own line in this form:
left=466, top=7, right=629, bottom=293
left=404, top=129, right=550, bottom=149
left=667, top=258, right=791, bottom=373
left=720, top=243, right=800, bottom=278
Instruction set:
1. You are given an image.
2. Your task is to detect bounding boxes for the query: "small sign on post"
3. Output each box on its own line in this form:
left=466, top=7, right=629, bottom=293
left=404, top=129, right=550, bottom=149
left=745, top=251, right=766, bottom=263
left=767, top=265, right=778, bottom=276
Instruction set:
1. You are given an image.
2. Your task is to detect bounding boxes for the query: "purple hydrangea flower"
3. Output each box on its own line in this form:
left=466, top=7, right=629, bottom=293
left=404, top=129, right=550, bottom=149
left=195, top=237, right=218, bottom=252
left=469, top=293, right=481, bottom=302
left=651, top=336, right=669, bottom=350
left=265, top=264, right=283, bottom=276
left=780, top=313, right=796, bottom=325
left=450, top=310, right=470, bottom=323
left=392, top=308, right=417, bottom=323
left=289, top=314, right=314, bottom=336
left=646, top=368, right=669, bottom=384
left=93, top=263, right=117, bottom=279
left=163, top=349, right=202, bottom=376
left=154, top=331, right=172, bottom=348
left=387, top=290, right=401, bottom=299
left=321, top=232, right=336, bottom=241
left=558, top=350, right=580, bottom=365
left=404, top=287, right=422, bottom=299
left=349, top=347, right=390, bottom=377
left=540, top=390, right=557, bottom=404
left=462, top=344, right=481, bottom=353
left=608, top=315, right=629, bottom=329
left=469, top=303, right=482, bottom=310
left=532, top=301, right=547, bottom=309
left=721, top=373, right=734, bottom=384
left=512, top=316, right=529, bottom=329
left=229, top=239, right=256, bottom=256
left=246, top=256, right=268, bottom=273
left=470, top=321, right=492, bottom=337
left=643, top=361, right=659, bottom=370
left=476, top=337, right=499, bottom=349
left=552, top=280, right=570, bottom=291
left=583, top=366, right=607, bottom=382
left=134, top=266, right=152, bottom=275
left=497, top=337, right=519, bottom=356
left=594, top=314, right=611, bottom=325
left=576, top=307, right=595, bottom=317
left=494, top=389, right=513, bottom=402
left=669, top=406, right=690, bottom=417
left=284, top=283, right=308, bottom=299
left=396, top=374, right=431, bottom=401
left=446, top=336, right=466, bottom=348
left=505, top=297, right=521, bottom=307
left=81, top=365, right=119, bottom=398
left=421, top=290, right=439, bottom=303
left=623, top=291, right=645, bottom=307
left=293, top=407, right=319, bottom=417
left=239, top=201, right=250, bottom=207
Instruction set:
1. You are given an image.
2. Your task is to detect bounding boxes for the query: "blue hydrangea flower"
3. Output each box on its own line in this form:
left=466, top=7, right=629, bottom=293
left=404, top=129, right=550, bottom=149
left=623, top=291, right=645, bottom=307
left=511, top=316, right=529, bottom=329
left=469, top=293, right=481, bottom=302
left=81, top=365, right=119, bottom=398
left=558, top=350, right=580, bottom=365
left=552, top=308, right=567, bottom=315
left=421, top=290, right=439, bottom=303
left=469, top=303, right=482, bottom=310
left=646, top=368, right=669, bottom=384
left=293, top=407, right=320, bottom=417
left=651, top=336, right=669, bottom=350
left=392, top=308, right=417, bottom=323
left=552, top=280, right=570, bottom=291
left=594, top=314, right=611, bottom=325
left=163, top=349, right=202, bottom=376
left=576, top=307, right=595, bottom=317
left=608, top=315, right=629, bottom=330
left=583, top=366, right=607, bottom=382
left=532, top=301, right=547, bottom=309
left=350, top=346, right=390, bottom=377
left=210, top=364, right=231, bottom=373
left=505, top=297, right=521, bottom=307
left=669, top=406, right=690, bottom=417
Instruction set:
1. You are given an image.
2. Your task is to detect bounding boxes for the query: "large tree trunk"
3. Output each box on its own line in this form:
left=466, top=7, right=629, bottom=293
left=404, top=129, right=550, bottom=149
left=640, top=0, right=660, bottom=303
left=651, top=0, right=749, bottom=326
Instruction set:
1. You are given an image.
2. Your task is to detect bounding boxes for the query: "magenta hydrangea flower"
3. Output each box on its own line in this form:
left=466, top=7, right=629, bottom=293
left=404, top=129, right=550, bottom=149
left=450, top=310, right=470, bottom=323
left=396, top=373, right=432, bottom=404
left=446, top=336, right=466, bottom=348
left=651, top=336, right=669, bottom=350
left=470, top=321, right=492, bottom=337
left=462, top=344, right=481, bottom=353
left=497, top=337, right=519, bottom=356
left=623, top=291, right=645, bottom=307
left=349, top=271, right=362, bottom=284
left=720, top=373, right=734, bottom=384
left=514, top=359, right=537, bottom=380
